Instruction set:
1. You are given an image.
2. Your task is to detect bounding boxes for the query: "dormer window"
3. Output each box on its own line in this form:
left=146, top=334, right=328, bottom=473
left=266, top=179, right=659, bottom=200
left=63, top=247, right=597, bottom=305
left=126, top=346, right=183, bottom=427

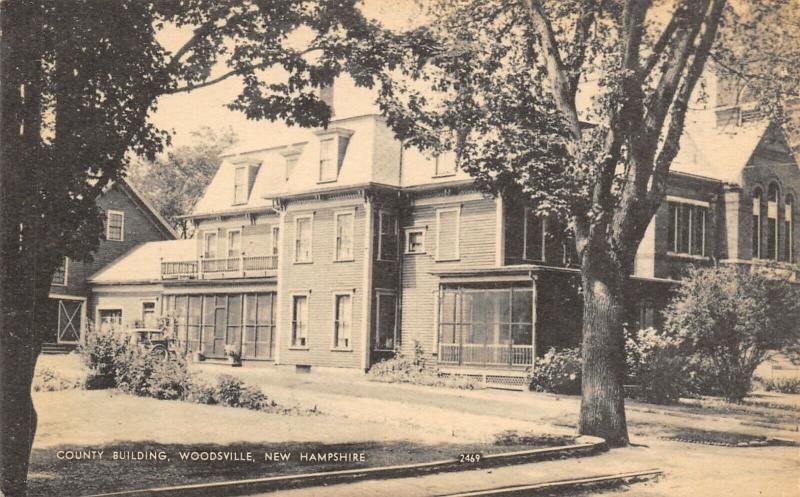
left=280, top=147, right=303, bottom=182
left=314, top=127, right=354, bottom=184
left=320, top=138, right=336, bottom=182
left=433, top=152, right=457, bottom=178
left=233, top=166, right=247, bottom=204
left=230, top=158, right=261, bottom=205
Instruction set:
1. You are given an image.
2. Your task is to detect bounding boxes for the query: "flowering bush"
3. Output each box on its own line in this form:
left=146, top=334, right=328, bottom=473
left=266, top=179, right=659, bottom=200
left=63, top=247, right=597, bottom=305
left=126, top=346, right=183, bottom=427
left=79, top=325, right=131, bottom=389
left=626, top=328, right=690, bottom=404
left=527, top=347, right=581, bottom=395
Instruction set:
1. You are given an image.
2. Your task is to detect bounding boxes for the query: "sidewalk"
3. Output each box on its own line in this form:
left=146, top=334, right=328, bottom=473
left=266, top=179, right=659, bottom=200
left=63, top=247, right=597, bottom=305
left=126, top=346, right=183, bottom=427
left=250, top=440, right=797, bottom=497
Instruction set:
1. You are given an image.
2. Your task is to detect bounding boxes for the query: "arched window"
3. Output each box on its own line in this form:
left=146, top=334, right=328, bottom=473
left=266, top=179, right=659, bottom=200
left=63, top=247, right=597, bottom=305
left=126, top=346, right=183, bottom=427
left=786, top=194, right=795, bottom=262
left=767, top=183, right=780, bottom=260
left=752, top=187, right=763, bottom=259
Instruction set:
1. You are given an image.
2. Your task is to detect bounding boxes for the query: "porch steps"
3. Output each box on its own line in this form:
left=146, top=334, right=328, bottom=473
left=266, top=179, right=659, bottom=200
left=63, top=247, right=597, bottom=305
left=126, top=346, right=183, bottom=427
left=439, top=368, right=528, bottom=391
left=41, top=343, right=78, bottom=355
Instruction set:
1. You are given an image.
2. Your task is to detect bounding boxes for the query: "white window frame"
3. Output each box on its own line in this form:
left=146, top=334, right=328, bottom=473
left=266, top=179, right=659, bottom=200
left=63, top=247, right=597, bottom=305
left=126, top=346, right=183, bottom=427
left=319, top=137, right=337, bottom=183
left=435, top=206, right=461, bottom=262
left=203, top=231, right=218, bottom=258
left=106, top=210, right=125, bottom=241
left=290, top=292, right=310, bottom=349
left=271, top=225, right=280, bottom=257
left=331, top=290, right=354, bottom=351
left=294, top=214, right=314, bottom=264
left=666, top=200, right=709, bottom=258
left=404, top=227, right=427, bottom=255
left=233, top=166, right=248, bottom=205
left=377, top=210, right=399, bottom=262
left=333, top=209, right=356, bottom=262
left=374, top=290, right=398, bottom=352
left=52, top=257, right=68, bottom=286
left=226, top=228, right=242, bottom=258
left=96, top=307, right=123, bottom=333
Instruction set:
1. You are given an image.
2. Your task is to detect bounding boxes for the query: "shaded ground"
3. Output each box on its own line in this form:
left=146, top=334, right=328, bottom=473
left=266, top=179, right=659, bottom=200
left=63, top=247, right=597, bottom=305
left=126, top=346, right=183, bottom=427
left=30, top=356, right=799, bottom=497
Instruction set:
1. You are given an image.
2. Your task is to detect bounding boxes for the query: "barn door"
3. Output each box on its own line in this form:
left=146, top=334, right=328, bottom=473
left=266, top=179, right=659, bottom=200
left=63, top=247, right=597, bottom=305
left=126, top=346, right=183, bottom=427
left=57, top=300, right=82, bottom=343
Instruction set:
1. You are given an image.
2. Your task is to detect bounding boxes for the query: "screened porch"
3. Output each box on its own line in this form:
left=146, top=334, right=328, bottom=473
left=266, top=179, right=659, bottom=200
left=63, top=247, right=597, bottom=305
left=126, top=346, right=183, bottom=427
left=437, top=285, right=534, bottom=368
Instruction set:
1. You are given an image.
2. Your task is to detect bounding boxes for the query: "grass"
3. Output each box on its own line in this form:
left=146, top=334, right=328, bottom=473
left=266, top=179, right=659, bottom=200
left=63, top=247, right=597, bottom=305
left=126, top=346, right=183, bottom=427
left=29, top=389, right=573, bottom=497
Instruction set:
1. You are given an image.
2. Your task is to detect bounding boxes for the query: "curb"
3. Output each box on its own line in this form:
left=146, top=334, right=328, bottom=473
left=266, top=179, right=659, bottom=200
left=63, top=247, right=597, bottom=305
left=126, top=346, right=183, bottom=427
left=434, top=469, right=664, bottom=497
left=84, top=437, right=608, bottom=497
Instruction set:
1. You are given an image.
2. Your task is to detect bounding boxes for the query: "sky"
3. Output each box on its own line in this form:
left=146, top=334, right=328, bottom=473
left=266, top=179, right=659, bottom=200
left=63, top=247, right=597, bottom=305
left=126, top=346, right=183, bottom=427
left=150, top=0, right=422, bottom=149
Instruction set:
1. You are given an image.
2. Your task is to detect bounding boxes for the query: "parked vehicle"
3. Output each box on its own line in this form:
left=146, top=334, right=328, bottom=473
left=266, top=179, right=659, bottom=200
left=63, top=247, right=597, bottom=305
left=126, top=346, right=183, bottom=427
left=128, top=328, right=178, bottom=360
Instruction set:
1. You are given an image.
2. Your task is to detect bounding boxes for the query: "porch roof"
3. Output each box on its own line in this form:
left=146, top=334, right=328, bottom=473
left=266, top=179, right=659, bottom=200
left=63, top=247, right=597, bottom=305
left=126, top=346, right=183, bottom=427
left=431, top=264, right=678, bottom=285
left=88, top=239, right=195, bottom=285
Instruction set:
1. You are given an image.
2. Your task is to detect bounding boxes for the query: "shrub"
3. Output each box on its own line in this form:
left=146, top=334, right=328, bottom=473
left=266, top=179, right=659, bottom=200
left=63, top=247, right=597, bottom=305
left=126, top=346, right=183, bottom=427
left=527, top=347, right=581, bottom=395
left=79, top=326, right=131, bottom=389
left=114, top=347, right=192, bottom=400
left=32, top=368, right=82, bottom=392
left=758, top=377, right=800, bottom=394
left=663, top=266, right=800, bottom=402
left=626, top=328, right=689, bottom=404
left=214, top=374, right=275, bottom=410
left=183, top=377, right=218, bottom=405
left=367, top=342, right=481, bottom=390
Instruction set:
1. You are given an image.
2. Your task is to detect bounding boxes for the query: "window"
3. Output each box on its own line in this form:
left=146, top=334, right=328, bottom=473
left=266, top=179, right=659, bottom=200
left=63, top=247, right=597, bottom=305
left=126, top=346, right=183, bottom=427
left=435, top=207, right=460, bottom=261
left=334, top=211, right=355, bottom=261
left=378, top=210, right=398, bottom=261
left=332, top=293, right=352, bottom=349
left=52, top=257, right=68, bottom=286
left=405, top=228, right=426, bottom=254
left=433, top=153, right=456, bottom=177
left=106, top=210, right=124, bottom=241
left=752, top=187, right=763, bottom=259
left=271, top=226, right=280, bottom=257
left=203, top=232, right=218, bottom=258
left=375, top=292, right=397, bottom=351
left=667, top=201, right=707, bottom=256
left=141, top=301, right=156, bottom=328
left=227, top=229, right=241, bottom=258
left=294, top=215, right=313, bottom=263
left=786, top=194, right=794, bottom=262
left=319, top=138, right=336, bottom=182
left=233, top=166, right=248, bottom=204
left=767, top=183, right=780, bottom=260
left=523, top=208, right=546, bottom=261
left=285, top=156, right=298, bottom=182
left=98, top=309, right=123, bottom=333
left=291, top=295, right=308, bottom=348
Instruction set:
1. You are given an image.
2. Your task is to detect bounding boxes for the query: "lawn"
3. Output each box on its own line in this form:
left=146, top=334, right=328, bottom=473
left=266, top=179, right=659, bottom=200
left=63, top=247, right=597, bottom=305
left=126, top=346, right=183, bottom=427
left=28, top=390, right=565, bottom=497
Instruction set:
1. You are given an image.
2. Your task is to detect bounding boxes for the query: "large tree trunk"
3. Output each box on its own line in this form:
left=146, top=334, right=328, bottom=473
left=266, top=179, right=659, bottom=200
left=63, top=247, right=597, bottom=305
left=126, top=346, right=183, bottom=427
left=0, top=317, right=41, bottom=497
left=578, top=261, right=630, bottom=447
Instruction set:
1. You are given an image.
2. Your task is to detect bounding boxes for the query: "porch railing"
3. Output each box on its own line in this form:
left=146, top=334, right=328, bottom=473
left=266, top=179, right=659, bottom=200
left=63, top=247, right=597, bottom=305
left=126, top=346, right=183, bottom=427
left=438, top=343, right=533, bottom=368
left=161, top=255, right=278, bottom=279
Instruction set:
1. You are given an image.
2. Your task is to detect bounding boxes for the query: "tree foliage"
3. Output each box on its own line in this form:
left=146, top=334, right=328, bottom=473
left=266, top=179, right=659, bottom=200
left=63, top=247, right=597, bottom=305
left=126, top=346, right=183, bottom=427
left=127, top=127, right=238, bottom=237
left=663, top=266, right=800, bottom=402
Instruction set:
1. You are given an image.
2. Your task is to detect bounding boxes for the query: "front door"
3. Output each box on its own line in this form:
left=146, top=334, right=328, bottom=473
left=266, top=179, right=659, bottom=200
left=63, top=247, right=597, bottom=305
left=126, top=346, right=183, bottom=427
left=57, top=299, right=82, bottom=343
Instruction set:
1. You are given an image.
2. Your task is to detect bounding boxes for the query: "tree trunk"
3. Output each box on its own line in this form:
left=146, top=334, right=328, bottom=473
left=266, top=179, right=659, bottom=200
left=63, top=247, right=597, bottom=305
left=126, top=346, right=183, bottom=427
left=578, top=263, right=630, bottom=447
left=0, top=321, right=41, bottom=497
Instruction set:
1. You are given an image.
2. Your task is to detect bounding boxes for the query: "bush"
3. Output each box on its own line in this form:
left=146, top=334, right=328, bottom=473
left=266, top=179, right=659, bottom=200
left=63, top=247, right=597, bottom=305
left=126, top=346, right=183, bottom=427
left=115, top=348, right=192, bottom=400
left=663, top=266, right=800, bottom=402
left=527, top=347, right=581, bottom=395
left=758, top=376, right=800, bottom=394
left=367, top=342, right=481, bottom=390
left=32, top=368, right=82, bottom=392
left=183, top=378, right=218, bottom=405
left=626, top=328, right=689, bottom=404
left=79, top=327, right=131, bottom=389
left=214, top=374, right=276, bottom=410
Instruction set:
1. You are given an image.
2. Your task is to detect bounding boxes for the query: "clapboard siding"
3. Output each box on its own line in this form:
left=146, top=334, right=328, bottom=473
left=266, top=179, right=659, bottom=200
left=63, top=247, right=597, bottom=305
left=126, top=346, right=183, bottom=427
left=400, top=195, right=498, bottom=361
left=279, top=200, right=367, bottom=369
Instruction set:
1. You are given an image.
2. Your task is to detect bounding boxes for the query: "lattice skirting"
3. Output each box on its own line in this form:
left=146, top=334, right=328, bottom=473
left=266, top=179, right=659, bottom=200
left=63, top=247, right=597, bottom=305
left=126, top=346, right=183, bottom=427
left=439, top=369, right=529, bottom=391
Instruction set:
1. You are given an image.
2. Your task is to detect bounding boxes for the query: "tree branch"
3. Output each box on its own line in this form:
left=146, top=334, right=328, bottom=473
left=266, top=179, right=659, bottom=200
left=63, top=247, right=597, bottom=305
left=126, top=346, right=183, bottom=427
left=521, top=0, right=581, bottom=141
left=566, top=0, right=598, bottom=97
left=647, top=0, right=726, bottom=212
left=640, top=3, right=684, bottom=77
